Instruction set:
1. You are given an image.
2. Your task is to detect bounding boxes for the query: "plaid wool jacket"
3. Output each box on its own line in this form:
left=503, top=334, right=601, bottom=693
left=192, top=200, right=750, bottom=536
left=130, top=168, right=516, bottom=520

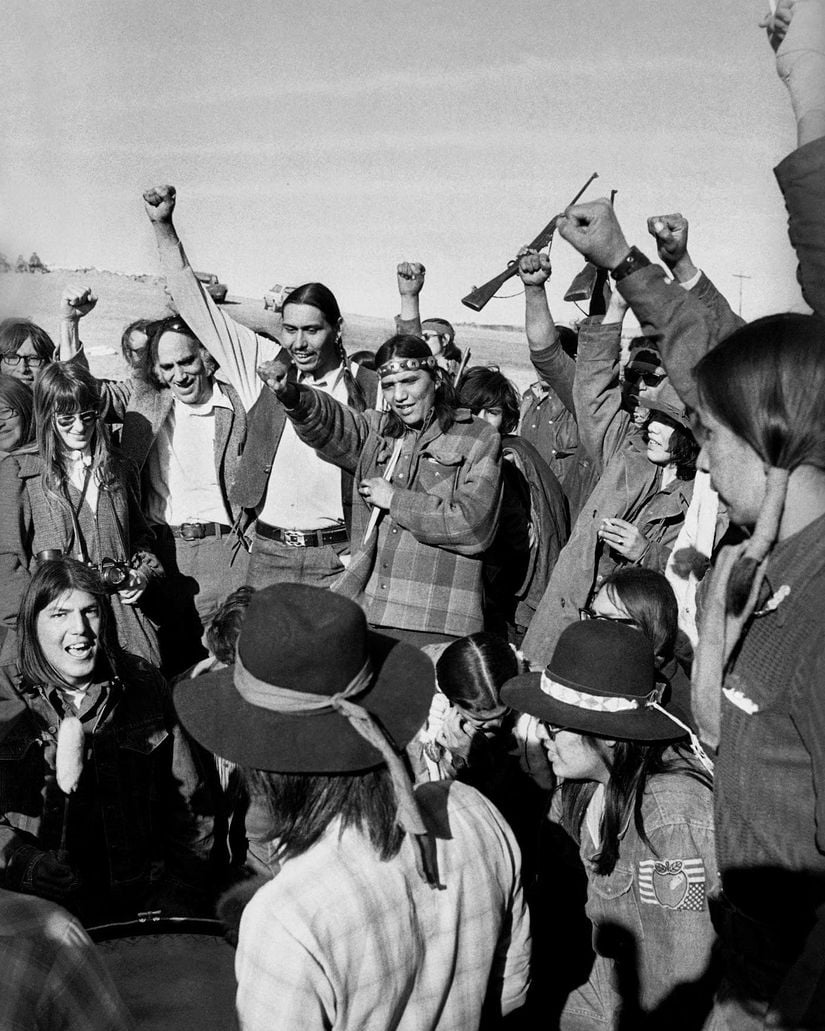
left=286, top=387, right=502, bottom=637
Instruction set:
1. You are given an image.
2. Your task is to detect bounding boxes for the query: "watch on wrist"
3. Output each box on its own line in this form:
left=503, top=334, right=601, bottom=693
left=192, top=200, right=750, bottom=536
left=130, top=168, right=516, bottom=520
left=611, top=247, right=651, bottom=283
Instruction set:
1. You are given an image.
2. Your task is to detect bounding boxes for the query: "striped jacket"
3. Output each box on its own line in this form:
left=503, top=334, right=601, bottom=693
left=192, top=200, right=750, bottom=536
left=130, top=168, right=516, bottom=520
left=285, top=388, right=502, bottom=637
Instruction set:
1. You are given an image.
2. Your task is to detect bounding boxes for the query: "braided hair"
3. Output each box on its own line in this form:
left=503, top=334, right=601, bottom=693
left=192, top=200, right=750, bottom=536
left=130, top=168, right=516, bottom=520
left=282, top=283, right=367, bottom=413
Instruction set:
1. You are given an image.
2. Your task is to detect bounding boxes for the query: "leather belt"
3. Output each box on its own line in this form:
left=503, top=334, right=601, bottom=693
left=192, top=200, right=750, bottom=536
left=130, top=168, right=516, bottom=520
left=168, top=522, right=232, bottom=541
left=256, top=521, right=349, bottom=548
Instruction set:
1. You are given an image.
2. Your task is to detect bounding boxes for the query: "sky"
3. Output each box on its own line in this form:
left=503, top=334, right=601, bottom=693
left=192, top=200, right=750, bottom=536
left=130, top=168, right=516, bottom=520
left=0, top=0, right=806, bottom=328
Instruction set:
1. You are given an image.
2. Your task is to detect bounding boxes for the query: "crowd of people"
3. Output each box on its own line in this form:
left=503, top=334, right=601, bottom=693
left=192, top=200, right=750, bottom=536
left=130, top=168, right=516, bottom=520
left=1, top=5, right=824, bottom=1029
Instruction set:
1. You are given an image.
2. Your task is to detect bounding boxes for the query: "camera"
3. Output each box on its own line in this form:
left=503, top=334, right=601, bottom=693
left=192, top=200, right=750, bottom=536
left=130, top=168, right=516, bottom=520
left=34, top=551, right=133, bottom=592
left=97, top=559, right=133, bottom=592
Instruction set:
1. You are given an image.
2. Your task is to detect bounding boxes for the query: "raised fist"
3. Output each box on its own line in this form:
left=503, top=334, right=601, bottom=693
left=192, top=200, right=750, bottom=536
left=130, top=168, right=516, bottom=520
left=397, top=261, right=426, bottom=298
left=257, top=354, right=295, bottom=403
left=143, top=185, right=177, bottom=224
left=647, top=214, right=689, bottom=269
left=60, top=286, right=97, bottom=321
left=516, top=247, right=552, bottom=286
left=556, top=199, right=630, bottom=270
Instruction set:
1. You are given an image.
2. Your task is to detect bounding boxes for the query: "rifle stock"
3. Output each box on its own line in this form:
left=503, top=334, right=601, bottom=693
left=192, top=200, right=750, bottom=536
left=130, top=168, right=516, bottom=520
left=460, top=171, right=599, bottom=313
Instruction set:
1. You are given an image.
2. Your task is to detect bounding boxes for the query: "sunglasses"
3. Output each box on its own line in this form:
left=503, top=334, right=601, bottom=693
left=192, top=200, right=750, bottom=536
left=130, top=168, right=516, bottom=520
left=54, top=410, right=98, bottom=429
left=624, top=369, right=665, bottom=388
left=579, top=607, right=640, bottom=628
left=2, top=354, right=47, bottom=368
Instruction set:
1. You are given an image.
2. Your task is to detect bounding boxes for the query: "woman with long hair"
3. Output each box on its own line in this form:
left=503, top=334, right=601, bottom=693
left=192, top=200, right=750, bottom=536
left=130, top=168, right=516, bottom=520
left=0, top=374, right=36, bottom=455
left=258, top=333, right=501, bottom=644
left=503, top=619, right=717, bottom=1029
left=0, top=557, right=213, bottom=923
left=0, top=362, right=162, bottom=664
left=690, top=312, right=825, bottom=1027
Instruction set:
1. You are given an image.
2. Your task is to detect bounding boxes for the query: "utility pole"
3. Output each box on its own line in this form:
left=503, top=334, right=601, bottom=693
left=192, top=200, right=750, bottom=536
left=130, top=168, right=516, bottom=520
left=732, top=273, right=751, bottom=318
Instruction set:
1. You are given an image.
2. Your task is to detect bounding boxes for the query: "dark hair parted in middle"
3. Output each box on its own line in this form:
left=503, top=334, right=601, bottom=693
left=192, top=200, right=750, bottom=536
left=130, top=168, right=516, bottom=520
left=283, top=283, right=367, bottom=413
left=375, top=334, right=459, bottom=438
left=436, top=632, right=518, bottom=715
left=17, top=556, right=120, bottom=690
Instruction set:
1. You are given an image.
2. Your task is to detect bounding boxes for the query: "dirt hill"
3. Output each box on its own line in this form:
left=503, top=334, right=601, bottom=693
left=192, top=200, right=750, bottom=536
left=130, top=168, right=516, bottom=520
left=0, top=269, right=535, bottom=388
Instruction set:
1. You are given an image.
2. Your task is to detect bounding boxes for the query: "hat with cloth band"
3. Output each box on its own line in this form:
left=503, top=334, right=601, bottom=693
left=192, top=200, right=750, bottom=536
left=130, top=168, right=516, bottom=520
left=502, top=620, right=688, bottom=741
left=174, top=582, right=442, bottom=886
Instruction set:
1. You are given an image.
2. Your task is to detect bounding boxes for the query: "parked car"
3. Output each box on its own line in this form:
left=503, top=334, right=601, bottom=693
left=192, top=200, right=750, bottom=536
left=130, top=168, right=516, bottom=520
left=195, top=271, right=228, bottom=304
left=263, top=283, right=296, bottom=313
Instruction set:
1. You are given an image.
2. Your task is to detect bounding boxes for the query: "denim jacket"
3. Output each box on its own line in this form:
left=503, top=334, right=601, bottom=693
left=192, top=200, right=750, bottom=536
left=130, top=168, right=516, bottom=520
left=555, top=765, right=719, bottom=1029
left=0, top=656, right=214, bottom=913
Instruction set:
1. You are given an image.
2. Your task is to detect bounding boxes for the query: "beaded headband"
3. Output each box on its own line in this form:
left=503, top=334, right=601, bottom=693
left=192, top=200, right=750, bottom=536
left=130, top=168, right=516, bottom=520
left=378, top=356, right=439, bottom=378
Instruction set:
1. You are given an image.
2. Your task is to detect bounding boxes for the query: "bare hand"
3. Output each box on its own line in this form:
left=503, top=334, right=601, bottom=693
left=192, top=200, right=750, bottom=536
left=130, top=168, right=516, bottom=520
left=257, top=355, right=296, bottom=403
left=359, top=476, right=395, bottom=510
left=29, top=851, right=79, bottom=901
left=143, top=184, right=177, bottom=224
left=60, top=286, right=98, bottom=321
left=598, top=517, right=648, bottom=562
left=119, top=568, right=148, bottom=606
left=759, top=0, right=795, bottom=51
left=517, top=247, right=552, bottom=286
left=556, top=198, right=630, bottom=270
left=397, top=262, right=426, bottom=298
left=647, top=213, right=689, bottom=268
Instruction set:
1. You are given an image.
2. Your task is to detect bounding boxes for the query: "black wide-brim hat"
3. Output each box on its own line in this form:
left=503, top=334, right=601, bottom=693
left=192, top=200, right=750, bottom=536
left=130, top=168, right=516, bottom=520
left=502, top=620, right=686, bottom=741
left=174, top=583, right=435, bottom=773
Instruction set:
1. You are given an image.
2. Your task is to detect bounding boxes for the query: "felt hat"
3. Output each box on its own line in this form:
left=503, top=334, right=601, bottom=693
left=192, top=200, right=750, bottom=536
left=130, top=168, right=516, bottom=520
left=637, top=381, right=691, bottom=430
left=502, top=620, right=686, bottom=741
left=174, top=583, right=435, bottom=773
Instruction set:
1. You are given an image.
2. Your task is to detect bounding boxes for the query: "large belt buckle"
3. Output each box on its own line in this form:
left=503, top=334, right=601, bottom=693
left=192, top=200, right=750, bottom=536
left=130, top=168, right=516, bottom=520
left=283, top=529, right=305, bottom=547
left=180, top=521, right=206, bottom=541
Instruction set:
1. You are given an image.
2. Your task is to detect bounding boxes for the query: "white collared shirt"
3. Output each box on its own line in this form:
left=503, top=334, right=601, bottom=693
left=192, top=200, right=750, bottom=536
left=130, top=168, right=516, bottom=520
left=145, top=382, right=233, bottom=527
left=258, top=365, right=349, bottom=530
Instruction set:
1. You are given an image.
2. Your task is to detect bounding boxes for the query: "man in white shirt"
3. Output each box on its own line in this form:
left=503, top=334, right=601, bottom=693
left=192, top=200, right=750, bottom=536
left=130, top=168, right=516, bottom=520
left=142, top=185, right=379, bottom=590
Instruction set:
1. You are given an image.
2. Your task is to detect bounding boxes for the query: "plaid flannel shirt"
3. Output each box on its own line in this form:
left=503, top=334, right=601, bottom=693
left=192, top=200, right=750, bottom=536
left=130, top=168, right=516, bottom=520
left=0, top=889, right=134, bottom=1030
left=236, top=780, right=531, bottom=1031
left=286, top=387, right=502, bottom=637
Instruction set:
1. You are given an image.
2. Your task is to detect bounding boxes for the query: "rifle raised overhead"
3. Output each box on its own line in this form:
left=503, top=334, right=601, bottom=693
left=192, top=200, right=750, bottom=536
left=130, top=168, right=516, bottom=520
left=460, top=171, right=599, bottom=313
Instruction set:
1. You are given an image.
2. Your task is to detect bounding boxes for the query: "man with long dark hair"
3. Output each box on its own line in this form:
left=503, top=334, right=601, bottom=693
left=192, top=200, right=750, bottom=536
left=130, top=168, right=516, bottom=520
left=142, top=185, right=379, bottom=591
left=175, top=582, right=530, bottom=1030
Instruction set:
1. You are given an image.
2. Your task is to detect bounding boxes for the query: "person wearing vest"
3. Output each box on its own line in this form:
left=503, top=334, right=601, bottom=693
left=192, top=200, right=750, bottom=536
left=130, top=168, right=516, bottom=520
left=142, top=185, right=379, bottom=591
left=63, top=302, right=251, bottom=677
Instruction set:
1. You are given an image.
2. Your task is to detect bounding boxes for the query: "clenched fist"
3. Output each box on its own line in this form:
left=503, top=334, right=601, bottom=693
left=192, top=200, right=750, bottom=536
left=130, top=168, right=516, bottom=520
left=143, top=185, right=177, bottom=223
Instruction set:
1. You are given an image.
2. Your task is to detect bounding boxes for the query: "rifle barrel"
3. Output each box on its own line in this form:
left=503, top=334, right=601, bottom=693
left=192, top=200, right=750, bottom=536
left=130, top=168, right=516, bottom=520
left=460, top=171, right=599, bottom=312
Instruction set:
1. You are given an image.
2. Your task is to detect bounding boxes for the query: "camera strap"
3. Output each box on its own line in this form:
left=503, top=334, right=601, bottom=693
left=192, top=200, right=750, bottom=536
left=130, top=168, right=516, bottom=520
left=63, top=465, right=93, bottom=565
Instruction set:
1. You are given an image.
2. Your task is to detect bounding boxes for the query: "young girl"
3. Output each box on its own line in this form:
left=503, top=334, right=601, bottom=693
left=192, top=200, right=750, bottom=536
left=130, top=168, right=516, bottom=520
left=0, top=362, right=162, bottom=664
left=503, top=619, right=717, bottom=1029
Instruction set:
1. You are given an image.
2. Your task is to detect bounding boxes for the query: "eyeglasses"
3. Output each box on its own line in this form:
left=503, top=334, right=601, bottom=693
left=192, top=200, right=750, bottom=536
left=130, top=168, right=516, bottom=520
left=543, top=724, right=566, bottom=741
left=54, top=410, right=98, bottom=429
left=1, top=354, right=47, bottom=368
left=579, top=606, right=640, bottom=628
left=421, top=331, right=445, bottom=342
left=0, top=406, right=19, bottom=420
left=624, top=368, right=665, bottom=388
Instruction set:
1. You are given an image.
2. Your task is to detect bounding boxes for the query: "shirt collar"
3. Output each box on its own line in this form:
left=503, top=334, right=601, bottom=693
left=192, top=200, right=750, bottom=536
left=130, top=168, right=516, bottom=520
left=299, top=363, right=346, bottom=391
left=173, top=381, right=232, bottom=415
